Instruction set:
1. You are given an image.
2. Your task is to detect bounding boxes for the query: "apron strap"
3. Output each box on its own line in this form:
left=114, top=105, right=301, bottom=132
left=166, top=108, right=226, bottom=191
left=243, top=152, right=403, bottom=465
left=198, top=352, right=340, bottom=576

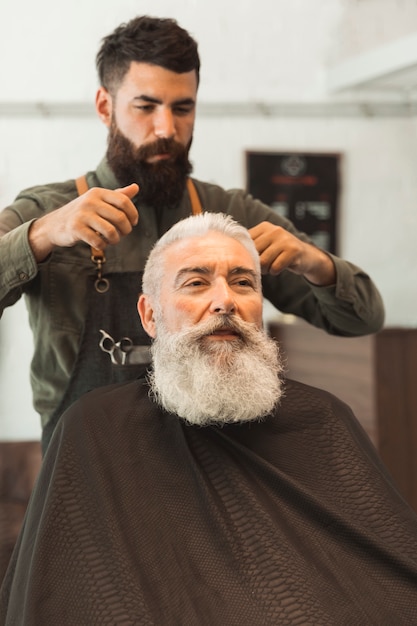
left=75, top=175, right=106, bottom=290
left=186, top=178, right=203, bottom=215
left=75, top=175, right=89, bottom=195
left=75, top=174, right=103, bottom=259
left=75, top=175, right=103, bottom=259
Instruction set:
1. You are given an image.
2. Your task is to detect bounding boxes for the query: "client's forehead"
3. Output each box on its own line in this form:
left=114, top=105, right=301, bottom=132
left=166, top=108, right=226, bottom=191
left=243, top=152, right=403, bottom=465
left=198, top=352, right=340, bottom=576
left=162, top=232, right=257, bottom=276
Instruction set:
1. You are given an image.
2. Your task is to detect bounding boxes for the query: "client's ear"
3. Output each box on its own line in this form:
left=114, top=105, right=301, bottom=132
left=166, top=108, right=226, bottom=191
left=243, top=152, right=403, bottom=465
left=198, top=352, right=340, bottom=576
left=137, top=294, right=156, bottom=338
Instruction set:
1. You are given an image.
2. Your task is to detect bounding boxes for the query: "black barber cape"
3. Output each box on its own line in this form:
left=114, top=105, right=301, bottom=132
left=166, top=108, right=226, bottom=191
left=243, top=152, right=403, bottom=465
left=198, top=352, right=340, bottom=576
left=1, top=378, right=417, bottom=625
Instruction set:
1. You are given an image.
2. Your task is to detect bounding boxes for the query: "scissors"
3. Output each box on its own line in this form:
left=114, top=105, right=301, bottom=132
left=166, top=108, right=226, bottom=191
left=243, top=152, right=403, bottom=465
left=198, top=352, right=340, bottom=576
left=99, top=329, right=134, bottom=365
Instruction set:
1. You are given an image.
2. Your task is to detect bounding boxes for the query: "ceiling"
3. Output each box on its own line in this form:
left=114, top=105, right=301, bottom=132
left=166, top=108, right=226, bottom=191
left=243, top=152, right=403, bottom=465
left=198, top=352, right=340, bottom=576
left=327, top=32, right=417, bottom=97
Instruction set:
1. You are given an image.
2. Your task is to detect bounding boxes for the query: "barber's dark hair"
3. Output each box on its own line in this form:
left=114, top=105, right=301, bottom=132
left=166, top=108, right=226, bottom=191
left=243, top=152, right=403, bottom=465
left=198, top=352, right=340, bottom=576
left=96, top=15, right=200, bottom=93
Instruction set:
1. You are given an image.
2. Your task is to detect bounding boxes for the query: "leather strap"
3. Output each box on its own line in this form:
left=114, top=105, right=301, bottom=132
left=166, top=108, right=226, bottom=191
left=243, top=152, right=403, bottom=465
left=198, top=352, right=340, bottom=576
left=75, top=175, right=103, bottom=261
left=75, top=175, right=89, bottom=196
left=186, top=178, right=203, bottom=215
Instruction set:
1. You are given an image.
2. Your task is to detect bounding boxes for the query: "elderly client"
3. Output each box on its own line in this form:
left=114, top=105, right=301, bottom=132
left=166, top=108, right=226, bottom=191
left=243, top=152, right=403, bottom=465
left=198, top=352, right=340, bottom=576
left=1, top=213, right=416, bottom=625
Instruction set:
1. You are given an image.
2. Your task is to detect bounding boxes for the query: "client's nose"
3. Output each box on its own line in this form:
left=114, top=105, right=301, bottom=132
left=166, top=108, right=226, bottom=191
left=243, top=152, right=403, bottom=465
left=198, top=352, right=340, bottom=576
left=209, top=281, right=237, bottom=315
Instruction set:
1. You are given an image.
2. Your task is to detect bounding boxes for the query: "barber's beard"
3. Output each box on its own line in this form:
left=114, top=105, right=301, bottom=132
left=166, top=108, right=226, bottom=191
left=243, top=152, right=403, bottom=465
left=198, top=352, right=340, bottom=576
left=106, top=120, right=193, bottom=210
left=148, top=315, right=284, bottom=426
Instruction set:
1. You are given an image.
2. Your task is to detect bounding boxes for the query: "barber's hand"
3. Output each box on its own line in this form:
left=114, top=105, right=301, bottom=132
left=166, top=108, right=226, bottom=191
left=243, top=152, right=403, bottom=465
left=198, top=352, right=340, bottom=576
left=249, top=221, right=336, bottom=286
left=29, top=184, right=139, bottom=261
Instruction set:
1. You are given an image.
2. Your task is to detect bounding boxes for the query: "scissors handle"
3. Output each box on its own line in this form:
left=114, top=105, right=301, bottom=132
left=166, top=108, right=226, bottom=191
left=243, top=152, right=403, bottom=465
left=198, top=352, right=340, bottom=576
left=118, top=337, right=133, bottom=352
left=117, top=337, right=132, bottom=364
left=99, top=330, right=146, bottom=366
left=99, top=329, right=120, bottom=365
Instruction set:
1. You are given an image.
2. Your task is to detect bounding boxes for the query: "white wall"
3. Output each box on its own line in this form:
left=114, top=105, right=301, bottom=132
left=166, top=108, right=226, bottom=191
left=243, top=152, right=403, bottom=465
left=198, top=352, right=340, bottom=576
left=1, top=0, right=417, bottom=439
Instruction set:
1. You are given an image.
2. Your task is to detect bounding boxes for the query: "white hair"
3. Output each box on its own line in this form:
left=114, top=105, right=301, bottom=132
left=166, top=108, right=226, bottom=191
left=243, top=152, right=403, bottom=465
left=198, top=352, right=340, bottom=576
left=141, top=212, right=261, bottom=299
left=148, top=314, right=283, bottom=425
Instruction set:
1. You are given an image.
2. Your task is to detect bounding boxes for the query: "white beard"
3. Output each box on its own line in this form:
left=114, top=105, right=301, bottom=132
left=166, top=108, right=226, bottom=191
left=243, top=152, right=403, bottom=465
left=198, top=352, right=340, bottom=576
left=148, top=315, right=284, bottom=426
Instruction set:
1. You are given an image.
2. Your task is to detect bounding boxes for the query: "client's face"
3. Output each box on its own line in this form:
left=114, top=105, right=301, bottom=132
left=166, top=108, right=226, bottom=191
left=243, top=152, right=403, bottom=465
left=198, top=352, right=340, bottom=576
left=143, top=233, right=283, bottom=425
left=156, top=232, right=264, bottom=334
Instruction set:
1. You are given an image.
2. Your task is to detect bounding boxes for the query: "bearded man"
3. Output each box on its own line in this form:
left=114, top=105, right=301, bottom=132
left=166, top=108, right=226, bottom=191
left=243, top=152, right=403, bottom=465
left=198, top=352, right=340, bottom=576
left=0, top=15, right=385, bottom=453
left=1, top=213, right=416, bottom=626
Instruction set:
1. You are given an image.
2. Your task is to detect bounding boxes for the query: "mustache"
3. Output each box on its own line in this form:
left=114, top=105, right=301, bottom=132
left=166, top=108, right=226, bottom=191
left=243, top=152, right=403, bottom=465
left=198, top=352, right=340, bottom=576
left=182, top=315, right=261, bottom=344
left=136, top=137, right=188, bottom=161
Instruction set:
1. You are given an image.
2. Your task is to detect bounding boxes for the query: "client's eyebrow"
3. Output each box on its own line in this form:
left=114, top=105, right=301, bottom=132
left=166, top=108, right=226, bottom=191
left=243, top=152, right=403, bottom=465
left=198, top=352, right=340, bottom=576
left=174, top=266, right=258, bottom=288
left=229, top=267, right=258, bottom=282
left=174, top=267, right=210, bottom=287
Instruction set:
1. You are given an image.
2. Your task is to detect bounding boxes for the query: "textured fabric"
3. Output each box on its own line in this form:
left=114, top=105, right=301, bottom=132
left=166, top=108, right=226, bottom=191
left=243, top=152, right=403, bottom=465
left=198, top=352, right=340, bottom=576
left=1, top=378, right=417, bottom=625
left=0, top=159, right=384, bottom=432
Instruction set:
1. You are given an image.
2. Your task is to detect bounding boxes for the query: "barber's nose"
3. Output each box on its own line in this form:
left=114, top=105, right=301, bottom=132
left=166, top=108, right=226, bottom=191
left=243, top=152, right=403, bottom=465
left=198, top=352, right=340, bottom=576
left=154, top=109, right=175, bottom=139
left=209, top=282, right=237, bottom=315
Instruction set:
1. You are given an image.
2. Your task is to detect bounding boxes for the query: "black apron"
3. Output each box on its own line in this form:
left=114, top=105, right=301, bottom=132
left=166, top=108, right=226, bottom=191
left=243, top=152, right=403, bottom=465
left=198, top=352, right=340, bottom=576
left=42, top=271, right=149, bottom=452
left=41, top=176, right=203, bottom=453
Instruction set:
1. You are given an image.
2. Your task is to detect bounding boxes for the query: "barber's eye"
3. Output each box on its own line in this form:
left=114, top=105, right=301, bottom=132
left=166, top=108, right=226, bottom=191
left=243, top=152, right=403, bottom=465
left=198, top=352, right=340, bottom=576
left=135, top=105, right=154, bottom=112
left=174, top=105, right=194, bottom=115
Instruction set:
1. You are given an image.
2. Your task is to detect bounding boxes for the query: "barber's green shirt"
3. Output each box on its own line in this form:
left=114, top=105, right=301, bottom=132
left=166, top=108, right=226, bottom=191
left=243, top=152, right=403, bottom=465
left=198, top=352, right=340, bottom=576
left=0, top=159, right=384, bottom=428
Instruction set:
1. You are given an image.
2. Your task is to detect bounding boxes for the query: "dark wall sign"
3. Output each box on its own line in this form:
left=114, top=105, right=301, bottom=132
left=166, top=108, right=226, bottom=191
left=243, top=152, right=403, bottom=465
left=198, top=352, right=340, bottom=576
left=246, top=151, right=341, bottom=254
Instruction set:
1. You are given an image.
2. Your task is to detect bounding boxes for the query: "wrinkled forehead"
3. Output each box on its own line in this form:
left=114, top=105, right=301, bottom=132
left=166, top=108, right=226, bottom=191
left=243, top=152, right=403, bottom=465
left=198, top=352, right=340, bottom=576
left=162, top=232, right=259, bottom=278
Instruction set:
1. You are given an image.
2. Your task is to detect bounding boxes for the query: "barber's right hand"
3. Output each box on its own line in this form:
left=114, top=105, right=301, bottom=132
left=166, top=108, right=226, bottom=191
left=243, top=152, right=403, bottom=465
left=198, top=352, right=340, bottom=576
left=29, top=183, right=139, bottom=262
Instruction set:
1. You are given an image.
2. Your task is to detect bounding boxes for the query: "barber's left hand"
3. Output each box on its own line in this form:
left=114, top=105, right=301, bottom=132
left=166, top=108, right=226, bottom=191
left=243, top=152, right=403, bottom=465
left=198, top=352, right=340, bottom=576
left=249, top=221, right=336, bottom=286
